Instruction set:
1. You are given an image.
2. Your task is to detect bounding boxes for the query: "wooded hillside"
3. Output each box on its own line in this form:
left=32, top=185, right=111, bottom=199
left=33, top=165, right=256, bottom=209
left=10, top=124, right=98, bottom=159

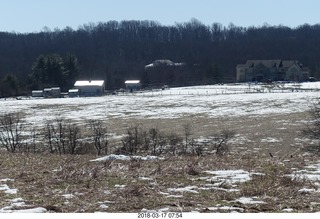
left=1, top=19, right=320, bottom=96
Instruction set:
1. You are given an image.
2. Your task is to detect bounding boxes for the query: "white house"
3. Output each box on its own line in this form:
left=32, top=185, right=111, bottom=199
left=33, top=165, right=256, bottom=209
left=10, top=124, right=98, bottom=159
left=125, top=80, right=141, bottom=92
left=74, top=80, right=105, bottom=96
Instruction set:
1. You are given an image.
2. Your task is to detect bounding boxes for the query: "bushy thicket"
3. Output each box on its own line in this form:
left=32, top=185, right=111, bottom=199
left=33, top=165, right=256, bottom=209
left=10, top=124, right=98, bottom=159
left=0, top=113, right=234, bottom=156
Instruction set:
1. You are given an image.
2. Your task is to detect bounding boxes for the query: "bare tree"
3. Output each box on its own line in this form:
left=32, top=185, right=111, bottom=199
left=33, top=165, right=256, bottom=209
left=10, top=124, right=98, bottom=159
left=189, top=138, right=204, bottom=156
left=120, top=125, right=141, bottom=155
left=43, top=118, right=67, bottom=155
left=149, top=128, right=160, bottom=155
left=56, top=118, right=66, bottom=154
left=0, top=113, right=24, bottom=153
left=182, top=123, right=193, bottom=153
left=88, top=120, right=108, bottom=155
left=66, top=123, right=82, bottom=154
left=212, top=130, right=235, bottom=155
left=44, top=121, right=55, bottom=153
left=167, top=133, right=182, bottom=155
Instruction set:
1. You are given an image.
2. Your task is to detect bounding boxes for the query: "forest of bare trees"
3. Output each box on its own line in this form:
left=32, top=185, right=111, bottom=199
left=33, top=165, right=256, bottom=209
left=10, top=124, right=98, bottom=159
left=1, top=19, right=320, bottom=97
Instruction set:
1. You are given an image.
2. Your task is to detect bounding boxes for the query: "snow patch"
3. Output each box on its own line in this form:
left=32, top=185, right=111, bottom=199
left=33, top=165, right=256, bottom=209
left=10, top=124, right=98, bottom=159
left=0, top=178, right=14, bottom=182
left=0, top=197, right=47, bottom=213
left=234, top=197, right=266, bottom=204
left=167, top=186, right=199, bottom=194
left=61, top=194, right=74, bottom=199
left=90, top=154, right=163, bottom=162
left=0, top=184, right=18, bottom=194
left=204, top=169, right=252, bottom=184
left=207, top=206, right=244, bottom=212
left=298, top=188, right=316, bottom=193
left=139, top=177, right=153, bottom=181
left=99, top=204, right=109, bottom=209
left=289, top=161, right=320, bottom=181
left=261, top=137, right=282, bottom=143
left=282, top=208, right=294, bottom=212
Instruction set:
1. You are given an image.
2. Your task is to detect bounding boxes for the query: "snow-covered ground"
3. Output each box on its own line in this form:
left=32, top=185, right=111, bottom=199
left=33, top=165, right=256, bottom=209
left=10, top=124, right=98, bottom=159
left=0, top=179, right=47, bottom=213
left=1, top=82, right=320, bottom=213
left=0, top=82, right=319, bottom=128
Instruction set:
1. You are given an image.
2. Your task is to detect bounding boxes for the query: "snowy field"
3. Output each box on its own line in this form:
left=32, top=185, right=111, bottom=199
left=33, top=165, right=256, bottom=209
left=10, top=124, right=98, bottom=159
left=0, top=82, right=319, bottom=127
left=1, top=82, right=319, bottom=156
left=2, top=82, right=320, bottom=213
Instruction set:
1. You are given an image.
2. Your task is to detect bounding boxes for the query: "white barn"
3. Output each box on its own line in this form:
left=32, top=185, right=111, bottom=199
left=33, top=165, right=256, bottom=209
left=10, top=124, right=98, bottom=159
left=125, top=80, right=141, bottom=92
left=74, top=80, right=105, bottom=96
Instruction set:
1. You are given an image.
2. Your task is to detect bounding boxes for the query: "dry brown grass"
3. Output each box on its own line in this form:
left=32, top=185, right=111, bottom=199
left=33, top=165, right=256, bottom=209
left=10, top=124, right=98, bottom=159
left=1, top=150, right=320, bottom=213
left=1, top=111, right=320, bottom=213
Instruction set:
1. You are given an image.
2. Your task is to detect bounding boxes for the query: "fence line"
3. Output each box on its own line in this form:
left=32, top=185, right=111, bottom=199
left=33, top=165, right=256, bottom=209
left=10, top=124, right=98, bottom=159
left=116, top=88, right=320, bottom=97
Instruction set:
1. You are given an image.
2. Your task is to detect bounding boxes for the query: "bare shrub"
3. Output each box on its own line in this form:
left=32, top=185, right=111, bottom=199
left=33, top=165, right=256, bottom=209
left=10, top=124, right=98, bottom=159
left=29, top=127, right=39, bottom=153
left=43, top=118, right=83, bottom=155
left=209, top=130, right=235, bottom=155
left=88, top=120, right=109, bottom=155
left=148, top=128, right=167, bottom=155
left=167, top=133, right=182, bottom=155
left=44, top=121, right=55, bottom=153
left=149, top=128, right=159, bottom=155
left=119, top=124, right=144, bottom=155
left=0, top=113, right=24, bottom=153
left=66, top=123, right=82, bottom=154
left=189, top=139, right=204, bottom=156
left=302, top=100, right=320, bottom=154
left=182, top=123, right=193, bottom=153
left=43, top=118, right=67, bottom=155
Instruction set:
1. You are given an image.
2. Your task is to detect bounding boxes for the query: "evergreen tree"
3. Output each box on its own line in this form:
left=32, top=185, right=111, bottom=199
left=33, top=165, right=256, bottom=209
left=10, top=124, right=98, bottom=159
left=30, top=54, right=79, bottom=90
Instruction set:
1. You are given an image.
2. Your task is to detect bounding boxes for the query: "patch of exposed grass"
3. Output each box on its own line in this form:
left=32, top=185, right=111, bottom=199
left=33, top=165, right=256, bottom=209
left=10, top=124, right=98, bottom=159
left=1, top=151, right=320, bottom=212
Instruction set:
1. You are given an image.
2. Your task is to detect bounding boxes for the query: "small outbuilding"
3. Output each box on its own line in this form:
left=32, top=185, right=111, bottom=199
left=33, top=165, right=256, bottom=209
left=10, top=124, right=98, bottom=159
left=68, top=89, right=79, bottom=97
left=32, top=87, right=61, bottom=98
left=125, top=80, right=141, bottom=92
left=43, top=87, right=61, bottom=98
left=32, top=90, right=44, bottom=97
left=74, top=80, right=105, bottom=96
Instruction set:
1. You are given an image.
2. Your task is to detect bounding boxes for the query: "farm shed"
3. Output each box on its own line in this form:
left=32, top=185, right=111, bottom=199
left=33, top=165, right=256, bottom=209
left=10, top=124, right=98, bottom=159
left=32, top=90, right=44, bottom=97
left=125, top=80, right=141, bottom=92
left=68, top=89, right=79, bottom=97
left=43, top=87, right=61, bottom=98
left=74, top=80, right=105, bottom=96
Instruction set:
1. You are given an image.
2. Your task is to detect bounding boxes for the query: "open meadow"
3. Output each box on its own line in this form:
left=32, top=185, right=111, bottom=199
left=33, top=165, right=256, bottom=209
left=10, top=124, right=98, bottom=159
left=1, top=82, right=320, bottom=213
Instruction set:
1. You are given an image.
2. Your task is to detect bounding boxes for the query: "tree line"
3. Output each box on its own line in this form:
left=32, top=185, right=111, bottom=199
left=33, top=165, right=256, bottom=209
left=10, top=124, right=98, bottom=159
left=1, top=19, right=320, bottom=97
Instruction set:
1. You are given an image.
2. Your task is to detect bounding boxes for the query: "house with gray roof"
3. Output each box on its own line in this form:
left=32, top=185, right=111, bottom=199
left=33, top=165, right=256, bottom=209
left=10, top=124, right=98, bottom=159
left=236, top=60, right=309, bottom=82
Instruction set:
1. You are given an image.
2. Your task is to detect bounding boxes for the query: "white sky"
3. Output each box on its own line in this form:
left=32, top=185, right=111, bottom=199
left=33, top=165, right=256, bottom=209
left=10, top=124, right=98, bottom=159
left=0, top=0, right=319, bottom=33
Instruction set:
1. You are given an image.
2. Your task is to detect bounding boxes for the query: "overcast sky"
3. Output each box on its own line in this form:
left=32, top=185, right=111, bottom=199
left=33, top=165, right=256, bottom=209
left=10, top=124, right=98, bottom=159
left=1, top=0, right=319, bottom=33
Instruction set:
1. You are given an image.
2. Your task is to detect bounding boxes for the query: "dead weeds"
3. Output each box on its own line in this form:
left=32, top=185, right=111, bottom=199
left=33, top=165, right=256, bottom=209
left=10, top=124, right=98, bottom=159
left=1, top=151, right=320, bottom=212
